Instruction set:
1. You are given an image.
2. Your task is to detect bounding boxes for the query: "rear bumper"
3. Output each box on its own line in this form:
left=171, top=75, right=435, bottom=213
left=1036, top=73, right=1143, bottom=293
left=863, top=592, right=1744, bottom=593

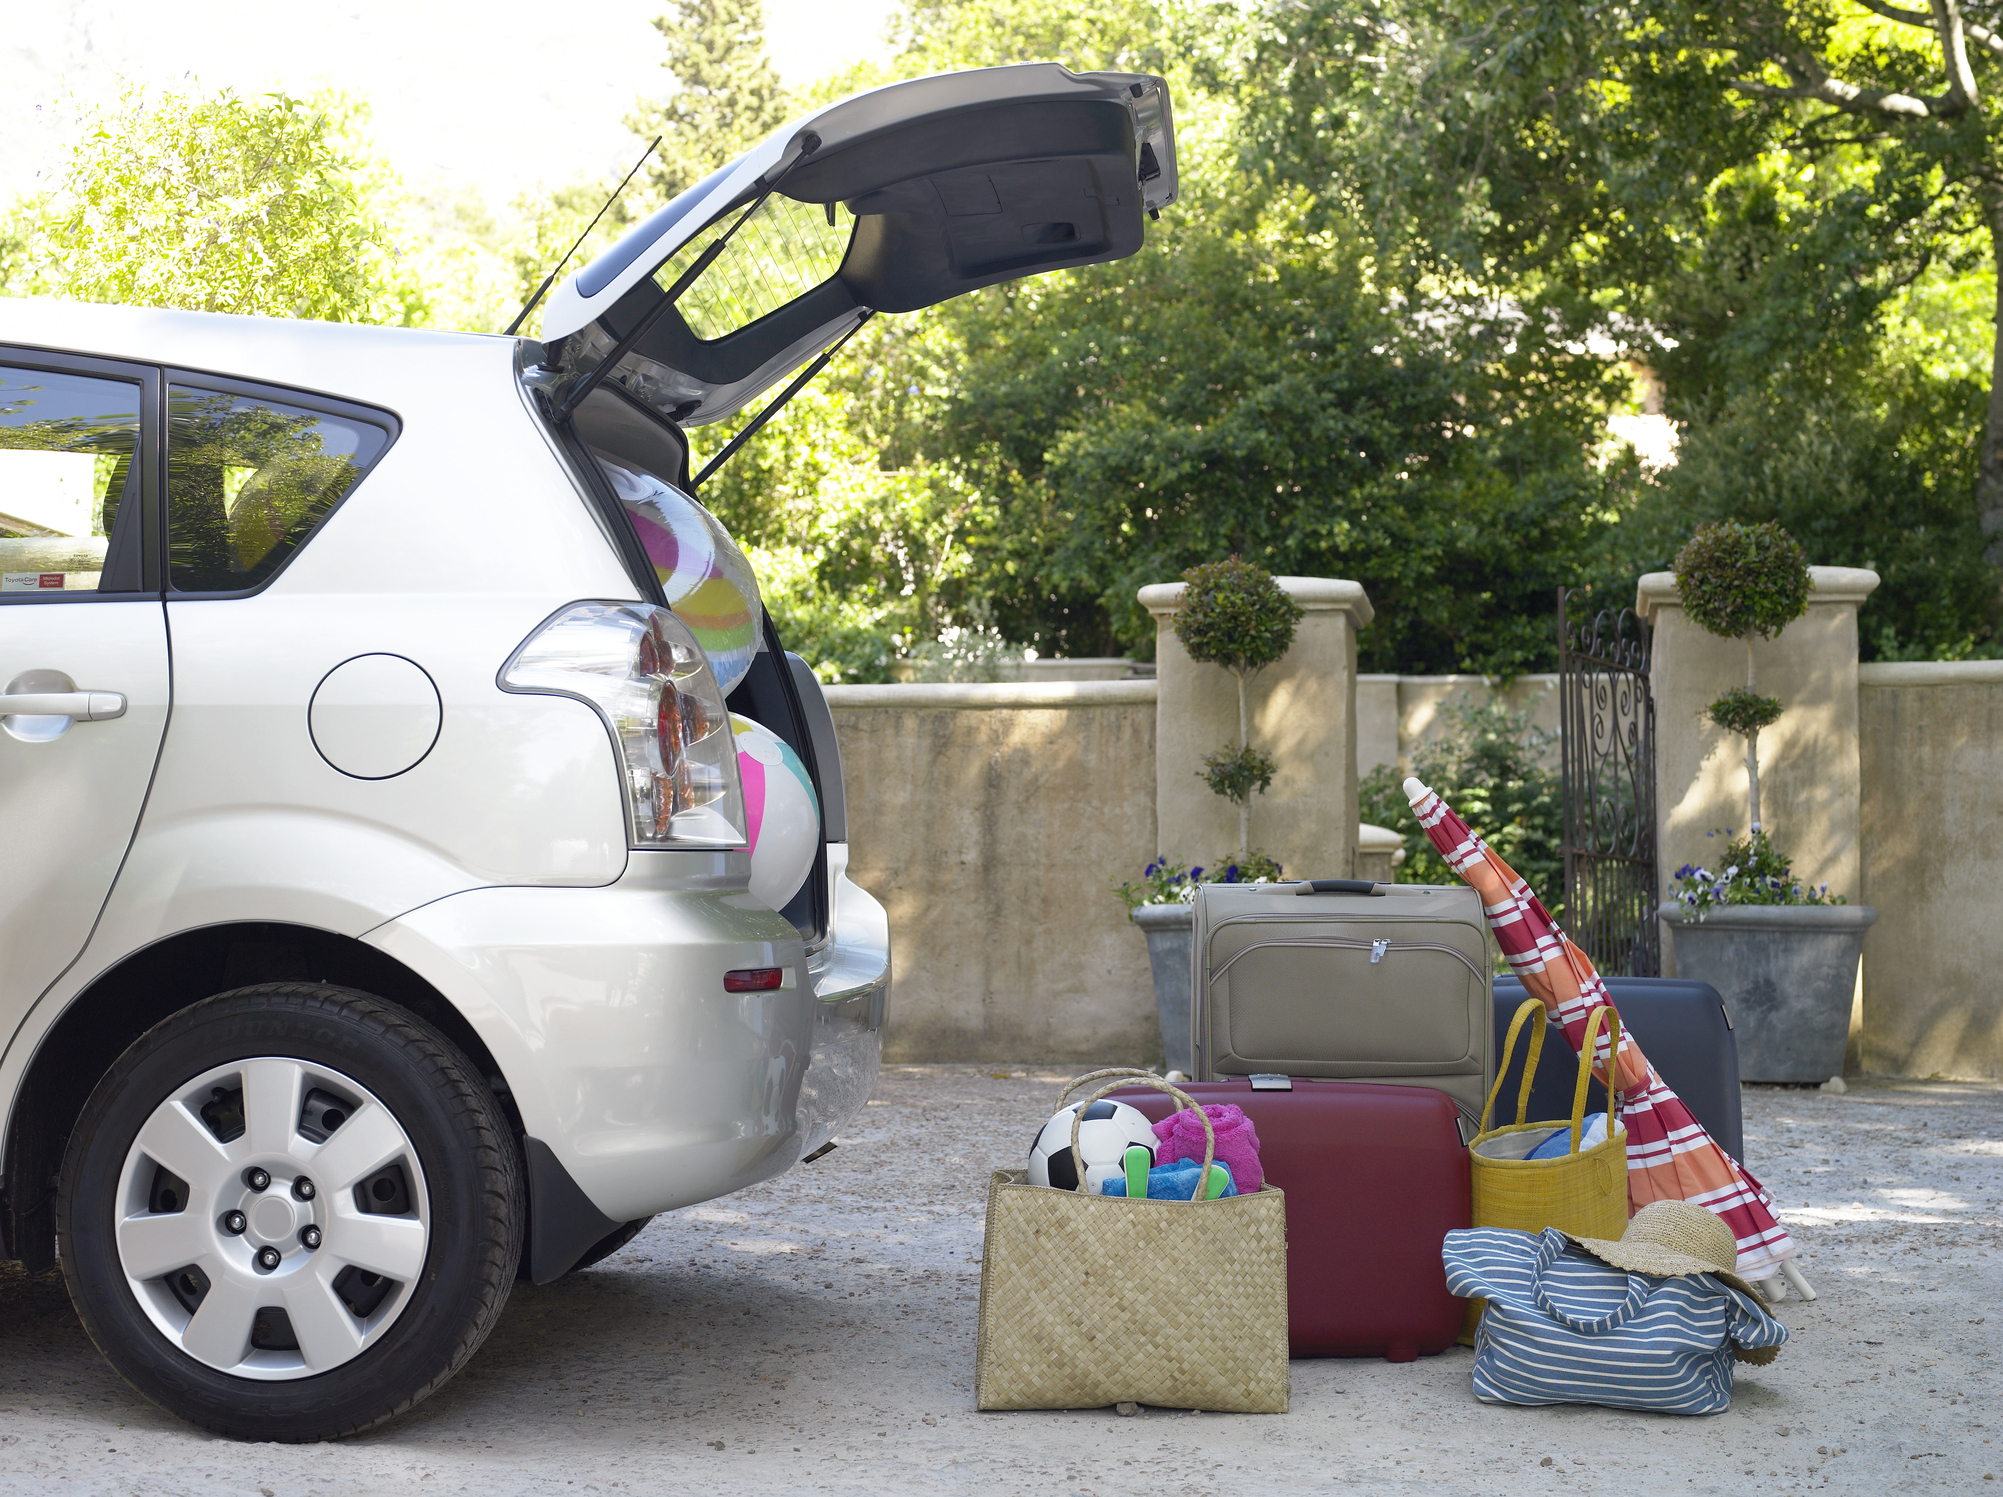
left=797, top=844, right=889, bottom=1157
left=364, top=848, right=887, bottom=1224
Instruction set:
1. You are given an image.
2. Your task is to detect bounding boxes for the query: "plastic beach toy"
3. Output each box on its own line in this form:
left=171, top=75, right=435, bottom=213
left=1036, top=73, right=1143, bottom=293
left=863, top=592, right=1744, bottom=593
left=731, top=714, right=819, bottom=910
left=1100, top=1157, right=1236, bottom=1199
left=597, top=458, right=763, bottom=694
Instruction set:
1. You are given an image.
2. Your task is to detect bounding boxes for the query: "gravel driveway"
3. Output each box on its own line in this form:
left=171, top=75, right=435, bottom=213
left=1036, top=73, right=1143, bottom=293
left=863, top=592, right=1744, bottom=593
left=0, top=1068, right=1996, bottom=1495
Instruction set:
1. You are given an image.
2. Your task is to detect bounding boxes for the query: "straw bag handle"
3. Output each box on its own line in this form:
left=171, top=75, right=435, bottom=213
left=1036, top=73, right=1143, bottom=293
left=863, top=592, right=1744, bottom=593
left=1069, top=1076, right=1217, bottom=1202
left=1479, top=998, right=1549, bottom=1134
left=1057, top=1068, right=1163, bottom=1108
left=1566, top=1005, right=1622, bottom=1157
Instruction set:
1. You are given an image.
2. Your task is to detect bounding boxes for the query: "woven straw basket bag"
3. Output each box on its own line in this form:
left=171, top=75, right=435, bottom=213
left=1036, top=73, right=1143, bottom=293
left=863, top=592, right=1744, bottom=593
left=974, top=1070, right=1290, bottom=1414
left=1461, top=1002, right=1629, bottom=1341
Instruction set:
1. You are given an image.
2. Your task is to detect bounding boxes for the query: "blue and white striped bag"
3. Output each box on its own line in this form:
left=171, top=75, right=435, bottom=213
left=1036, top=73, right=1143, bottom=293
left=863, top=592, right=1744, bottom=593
left=1442, top=1226, right=1788, bottom=1415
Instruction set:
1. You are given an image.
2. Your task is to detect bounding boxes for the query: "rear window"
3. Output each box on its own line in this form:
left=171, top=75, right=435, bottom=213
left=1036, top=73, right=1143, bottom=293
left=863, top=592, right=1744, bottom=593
left=167, top=385, right=392, bottom=593
left=652, top=195, right=851, bottom=341
left=0, top=364, right=142, bottom=594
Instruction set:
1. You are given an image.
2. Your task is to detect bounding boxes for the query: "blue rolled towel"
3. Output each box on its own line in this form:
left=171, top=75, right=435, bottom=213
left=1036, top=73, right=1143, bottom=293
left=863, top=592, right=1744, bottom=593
left=1101, top=1158, right=1237, bottom=1199
left=1524, top=1111, right=1610, bottom=1160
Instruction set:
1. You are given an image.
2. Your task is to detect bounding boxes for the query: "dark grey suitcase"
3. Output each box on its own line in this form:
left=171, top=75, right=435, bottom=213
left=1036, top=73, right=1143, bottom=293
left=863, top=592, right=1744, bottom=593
left=1492, top=976, right=1745, bottom=1164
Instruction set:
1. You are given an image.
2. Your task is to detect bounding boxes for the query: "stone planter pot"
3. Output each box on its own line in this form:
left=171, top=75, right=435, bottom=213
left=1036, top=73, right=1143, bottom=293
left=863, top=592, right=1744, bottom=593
left=1131, top=901, right=1194, bottom=1075
left=1660, top=904, right=1878, bottom=1083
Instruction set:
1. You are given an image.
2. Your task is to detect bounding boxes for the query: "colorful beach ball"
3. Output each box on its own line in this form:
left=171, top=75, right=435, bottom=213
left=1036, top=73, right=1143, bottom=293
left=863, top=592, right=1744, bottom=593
left=731, top=713, right=820, bottom=911
left=597, top=458, right=763, bottom=695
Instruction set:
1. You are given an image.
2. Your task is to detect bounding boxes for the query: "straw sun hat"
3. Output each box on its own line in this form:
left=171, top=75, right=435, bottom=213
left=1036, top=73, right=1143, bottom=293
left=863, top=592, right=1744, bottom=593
left=1563, top=1200, right=1783, bottom=1365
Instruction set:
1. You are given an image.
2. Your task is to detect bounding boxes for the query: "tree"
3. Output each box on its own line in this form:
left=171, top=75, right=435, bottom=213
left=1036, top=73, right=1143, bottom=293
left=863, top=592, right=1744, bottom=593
left=1359, top=698, right=1564, bottom=912
left=629, top=0, right=791, bottom=202
left=905, top=181, right=1637, bottom=670
left=1174, top=556, right=1305, bottom=852
left=26, top=86, right=402, bottom=321
left=1243, top=1, right=2003, bottom=544
left=1672, top=520, right=1812, bottom=834
left=1712, top=1, right=2003, bottom=559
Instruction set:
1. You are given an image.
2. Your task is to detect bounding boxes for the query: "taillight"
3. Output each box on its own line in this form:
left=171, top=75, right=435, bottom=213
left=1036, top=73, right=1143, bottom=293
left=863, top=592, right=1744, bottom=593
left=723, top=967, right=785, bottom=992
left=501, top=601, right=745, bottom=847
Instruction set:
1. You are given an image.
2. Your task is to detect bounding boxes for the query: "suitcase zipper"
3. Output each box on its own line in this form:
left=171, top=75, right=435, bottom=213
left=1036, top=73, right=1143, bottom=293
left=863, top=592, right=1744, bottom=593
left=1209, top=935, right=1487, bottom=984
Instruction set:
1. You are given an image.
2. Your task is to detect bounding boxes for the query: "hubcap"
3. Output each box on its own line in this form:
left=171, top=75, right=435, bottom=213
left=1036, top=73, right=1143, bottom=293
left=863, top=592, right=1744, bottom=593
left=113, top=1057, right=431, bottom=1380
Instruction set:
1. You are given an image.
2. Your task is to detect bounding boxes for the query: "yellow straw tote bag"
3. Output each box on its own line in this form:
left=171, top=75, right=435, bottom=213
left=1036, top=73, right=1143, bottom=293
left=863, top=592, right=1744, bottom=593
left=974, top=1070, right=1290, bottom=1414
left=1460, top=1002, right=1629, bottom=1340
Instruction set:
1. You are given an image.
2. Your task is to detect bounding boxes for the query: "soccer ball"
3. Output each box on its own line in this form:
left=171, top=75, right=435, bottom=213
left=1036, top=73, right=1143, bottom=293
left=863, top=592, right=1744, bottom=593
left=1028, top=1099, right=1158, bottom=1194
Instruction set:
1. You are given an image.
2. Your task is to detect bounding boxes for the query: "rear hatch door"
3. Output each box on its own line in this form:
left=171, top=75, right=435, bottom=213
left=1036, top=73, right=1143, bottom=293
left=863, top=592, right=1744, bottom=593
left=537, top=62, right=1177, bottom=426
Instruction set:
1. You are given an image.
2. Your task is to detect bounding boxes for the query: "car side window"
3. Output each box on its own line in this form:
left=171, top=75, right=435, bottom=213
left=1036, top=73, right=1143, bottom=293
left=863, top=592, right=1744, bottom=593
left=0, top=364, right=143, bottom=596
left=167, top=385, right=391, bottom=594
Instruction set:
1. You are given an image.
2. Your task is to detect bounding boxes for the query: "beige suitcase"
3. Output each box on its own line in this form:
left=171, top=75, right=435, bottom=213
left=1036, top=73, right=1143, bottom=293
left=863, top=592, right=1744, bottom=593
left=1190, top=879, right=1493, bottom=1123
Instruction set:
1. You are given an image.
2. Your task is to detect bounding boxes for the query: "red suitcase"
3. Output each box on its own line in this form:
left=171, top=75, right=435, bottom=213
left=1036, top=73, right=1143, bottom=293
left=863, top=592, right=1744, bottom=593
left=1111, top=1078, right=1469, bottom=1361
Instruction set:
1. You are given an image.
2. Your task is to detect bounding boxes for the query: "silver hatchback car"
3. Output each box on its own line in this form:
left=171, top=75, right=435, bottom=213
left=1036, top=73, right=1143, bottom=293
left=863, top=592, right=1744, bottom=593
left=0, top=62, right=1177, bottom=1440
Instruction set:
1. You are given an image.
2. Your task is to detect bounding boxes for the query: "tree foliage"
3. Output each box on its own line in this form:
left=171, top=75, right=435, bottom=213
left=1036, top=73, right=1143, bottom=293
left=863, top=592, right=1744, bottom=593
left=908, top=184, right=1638, bottom=670
left=18, top=0, right=2003, bottom=679
left=1234, top=0, right=2003, bottom=658
left=23, top=86, right=401, bottom=320
left=629, top=0, right=792, bottom=201
left=1672, top=520, right=1812, bottom=642
left=1360, top=699, right=1564, bottom=915
left=1706, top=686, right=1785, bottom=737
left=1174, top=556, right=1304, bottom=674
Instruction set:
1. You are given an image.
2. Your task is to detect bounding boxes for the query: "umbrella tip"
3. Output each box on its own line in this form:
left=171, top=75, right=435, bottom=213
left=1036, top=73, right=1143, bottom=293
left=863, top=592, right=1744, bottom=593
left=1403, top=776, right=1431, bottom=804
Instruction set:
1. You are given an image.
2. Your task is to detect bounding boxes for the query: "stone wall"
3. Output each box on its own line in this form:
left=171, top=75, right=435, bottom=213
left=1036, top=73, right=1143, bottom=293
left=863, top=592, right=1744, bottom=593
left=1141, top=577, right=1371, bottom=882
left=829, top=632, right=2003, bottom=1081
left=1642, top=568, right=1879, bottom=909
left=1356, top=674, right=1562, bottom=779
left=826, top=680, right=1161, bottom=1065
left=1858, top=661, right=2003, bottom=1080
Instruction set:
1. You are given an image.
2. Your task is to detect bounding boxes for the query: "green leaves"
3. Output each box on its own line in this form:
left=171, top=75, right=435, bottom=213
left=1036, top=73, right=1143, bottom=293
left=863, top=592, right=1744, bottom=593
left=628, top=0, right=791, bottom=202
left=1359, top=697, right=1564, bottom=916
left=1200, top=743, right=1279, bottom=805
left=26, top=87, right=399, bottom=321
left=1173, top=556, right=1303, bottom=674
left=1706, top=687, right=1784, bottom=739
left=1672, top=520, right=1812, bottom=642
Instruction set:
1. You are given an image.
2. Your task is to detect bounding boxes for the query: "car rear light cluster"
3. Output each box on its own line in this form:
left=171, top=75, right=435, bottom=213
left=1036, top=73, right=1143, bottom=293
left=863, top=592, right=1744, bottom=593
left=723, top=967, right=785, bottom=992
left=501, top=601, right=745, bottom=847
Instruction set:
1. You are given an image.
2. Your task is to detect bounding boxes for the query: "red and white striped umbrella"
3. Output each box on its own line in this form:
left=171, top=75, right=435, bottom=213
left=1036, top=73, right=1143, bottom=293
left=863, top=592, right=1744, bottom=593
left=1404, top=777, right=1798, bottom=1281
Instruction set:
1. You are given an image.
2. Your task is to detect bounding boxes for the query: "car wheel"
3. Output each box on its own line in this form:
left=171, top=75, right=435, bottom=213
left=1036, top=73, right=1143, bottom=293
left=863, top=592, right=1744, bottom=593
left=57, top=983, right=522, bottom=1441
left=565, top=1217, right=654, bottom=1274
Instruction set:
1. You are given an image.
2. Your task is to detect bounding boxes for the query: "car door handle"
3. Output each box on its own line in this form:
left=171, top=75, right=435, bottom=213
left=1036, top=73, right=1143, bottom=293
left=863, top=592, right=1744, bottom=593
left=0, top=691, right=127, bottom=721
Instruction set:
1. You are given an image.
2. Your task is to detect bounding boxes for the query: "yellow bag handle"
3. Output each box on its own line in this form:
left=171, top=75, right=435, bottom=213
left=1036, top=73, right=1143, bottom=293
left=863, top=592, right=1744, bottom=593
left=1479, top=998, right=1549, bottom=1134
left=1567, top=1005, right=1623, bottom=1156
left=1476, top=999, right=1624, bottom=1154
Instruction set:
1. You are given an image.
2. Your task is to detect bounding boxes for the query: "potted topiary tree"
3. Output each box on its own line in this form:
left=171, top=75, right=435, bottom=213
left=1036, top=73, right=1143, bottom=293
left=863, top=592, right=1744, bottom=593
left=1174, top=556, right=1305, bottom=856
left=1656, top=521, right=1877, bottom=1083
left=1119, top=557, right=1301, bottom=1076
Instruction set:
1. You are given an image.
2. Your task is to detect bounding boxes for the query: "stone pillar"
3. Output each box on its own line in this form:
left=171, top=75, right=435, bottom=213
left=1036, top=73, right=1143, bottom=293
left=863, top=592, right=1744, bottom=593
left=1639, top=566, right=1880, bottom=974
left=1139, top=576, right=1373, bottom=881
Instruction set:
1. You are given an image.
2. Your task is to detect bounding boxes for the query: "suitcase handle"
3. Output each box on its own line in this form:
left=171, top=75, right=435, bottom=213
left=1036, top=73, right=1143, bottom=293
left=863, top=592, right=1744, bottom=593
left=1295, top=879, right=1383, bottom=896
left=1056, top=1067, right=1164, bottom=1108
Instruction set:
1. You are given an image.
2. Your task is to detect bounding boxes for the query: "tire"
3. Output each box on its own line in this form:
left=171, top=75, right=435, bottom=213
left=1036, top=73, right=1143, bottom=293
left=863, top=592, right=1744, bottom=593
left=565, top=1217, right=654, bottom=1275
left=57, top=984, right=523, bottom=1441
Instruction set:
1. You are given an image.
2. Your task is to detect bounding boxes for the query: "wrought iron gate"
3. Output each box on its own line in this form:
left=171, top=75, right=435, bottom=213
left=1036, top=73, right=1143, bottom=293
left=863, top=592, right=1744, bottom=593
left=1557, top=589, right=1660, bottom=976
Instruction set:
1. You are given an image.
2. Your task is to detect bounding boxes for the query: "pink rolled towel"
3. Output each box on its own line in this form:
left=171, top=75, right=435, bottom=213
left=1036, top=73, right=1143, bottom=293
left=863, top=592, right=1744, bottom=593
left=1152, top=1103, right=1263, bottom=1194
